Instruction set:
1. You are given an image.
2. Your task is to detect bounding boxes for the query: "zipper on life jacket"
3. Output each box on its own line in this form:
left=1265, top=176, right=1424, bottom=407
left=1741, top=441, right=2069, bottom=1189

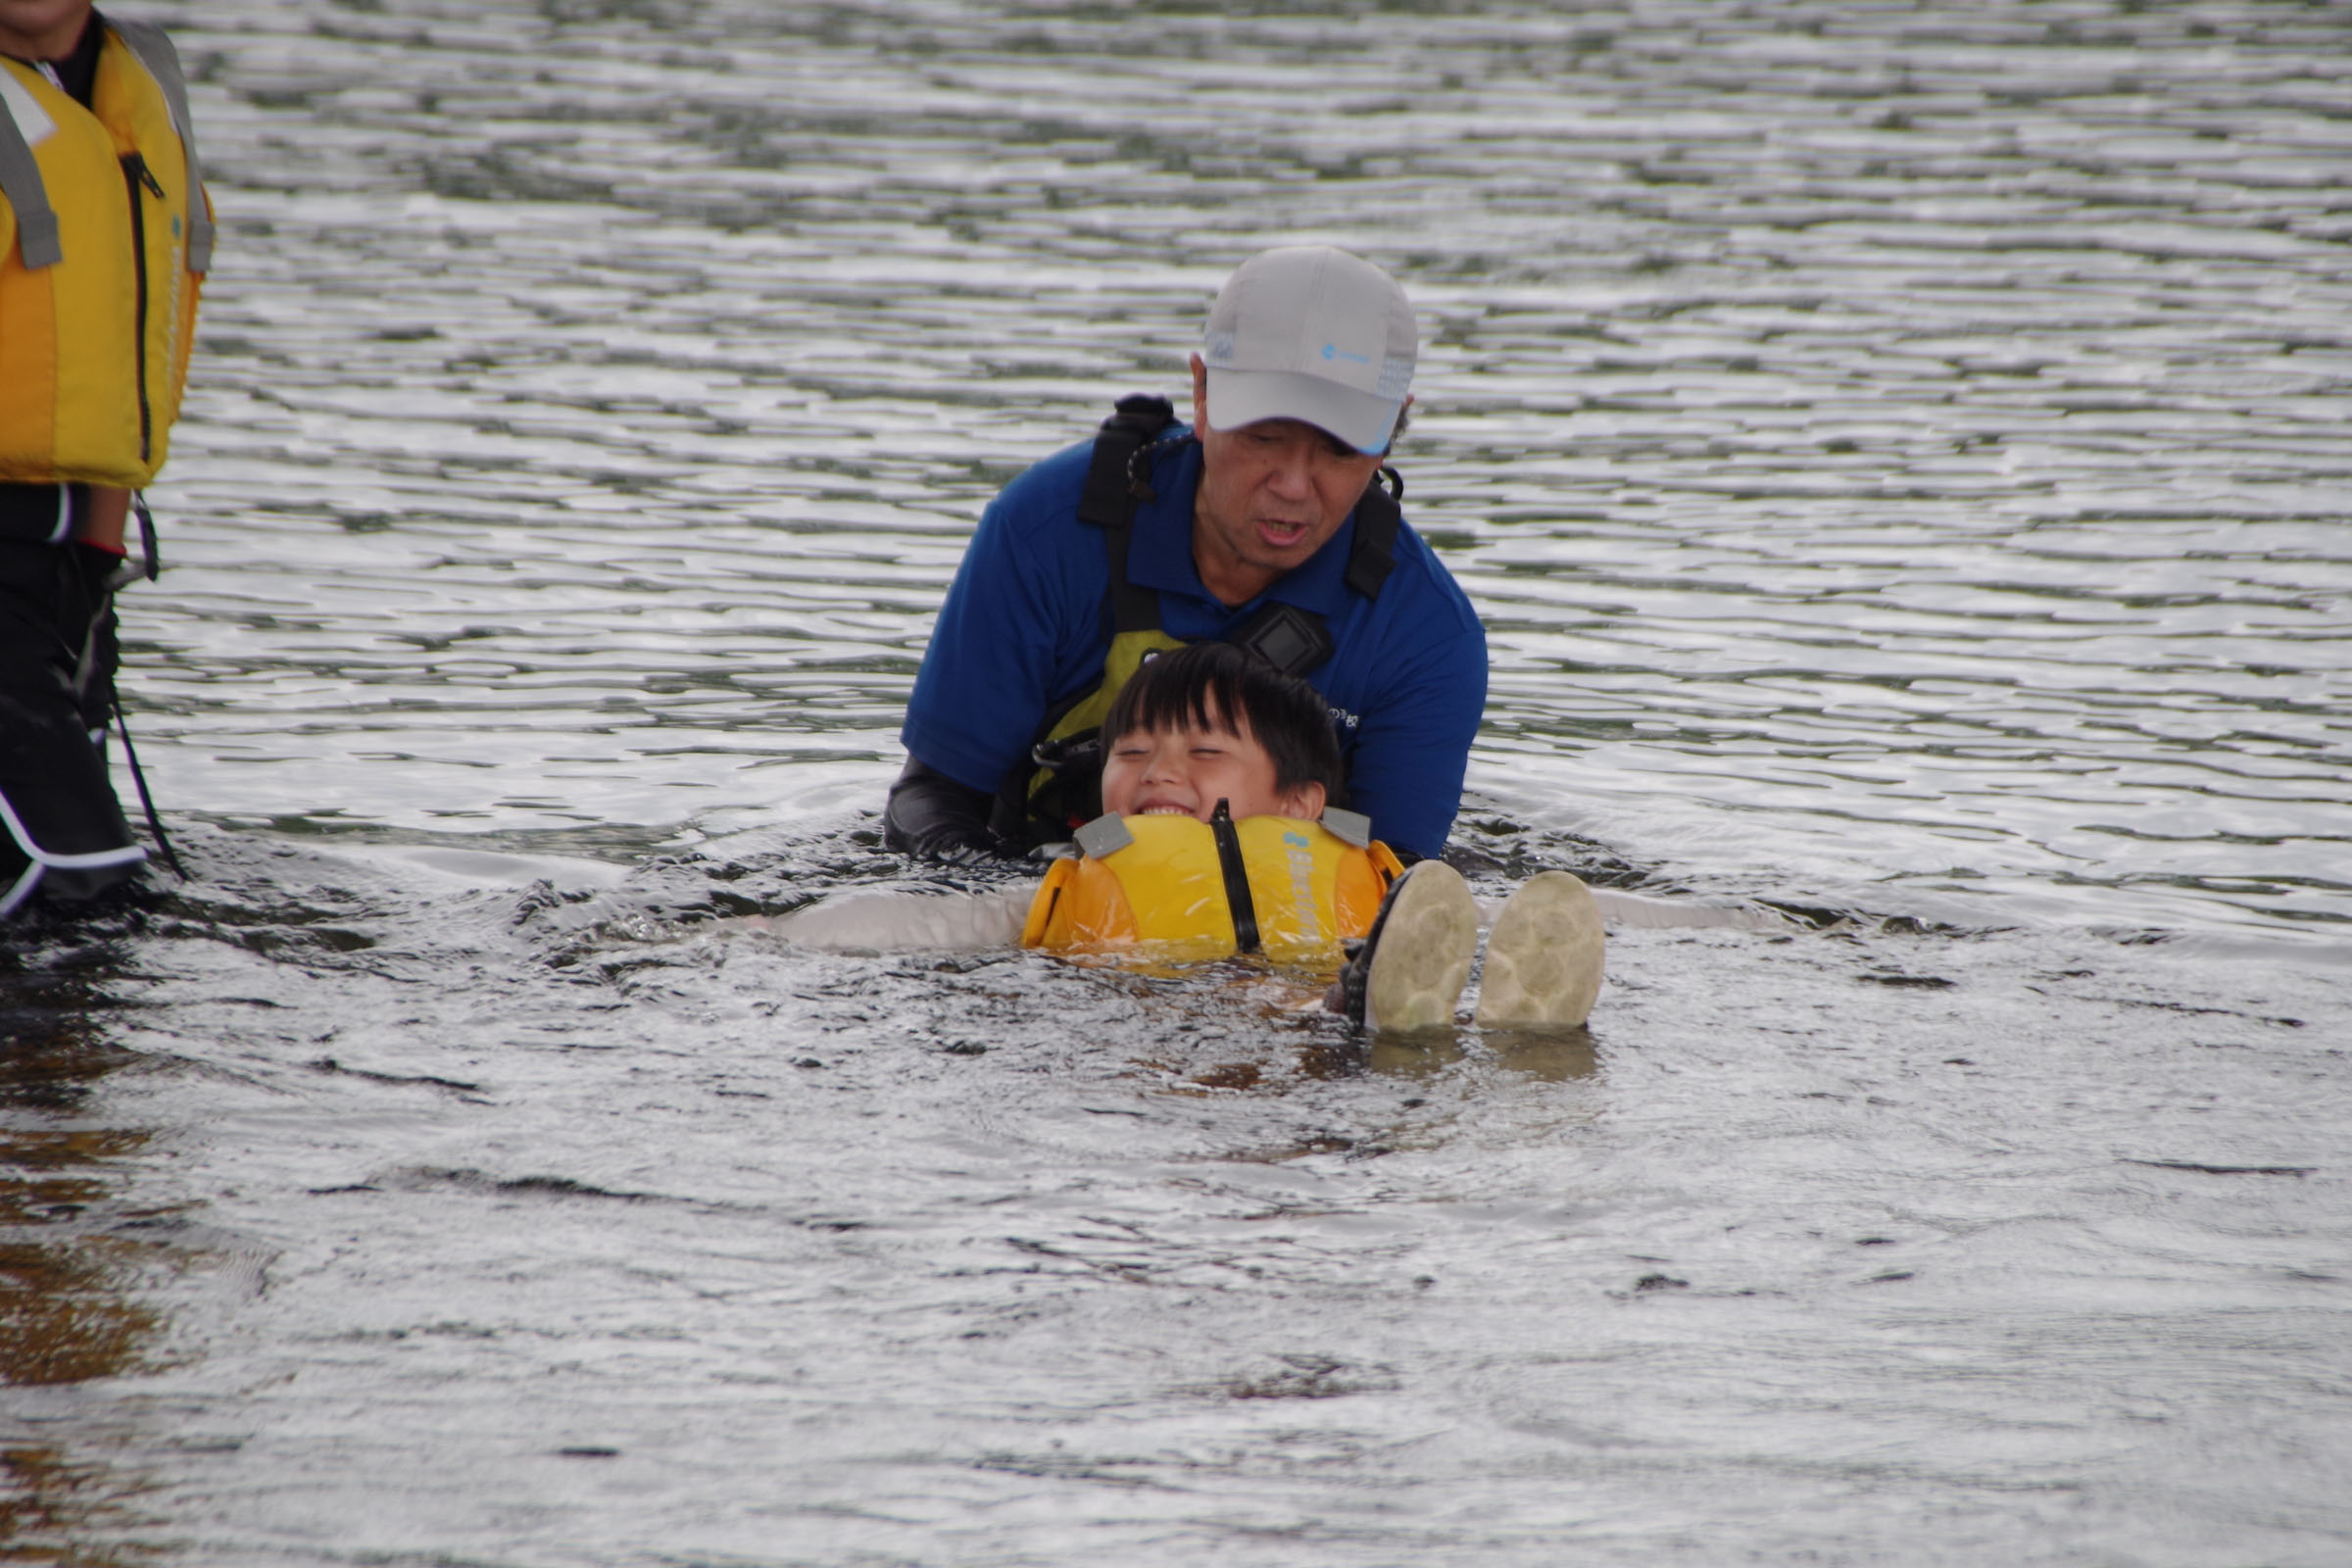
left=122, top=152, right=164, bottom=464
left=1208, top=800, right=1262, bottom=956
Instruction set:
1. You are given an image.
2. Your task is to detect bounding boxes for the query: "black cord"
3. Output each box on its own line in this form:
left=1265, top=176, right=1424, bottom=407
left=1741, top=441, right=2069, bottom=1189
left=110, top=698, right=188, bottom=881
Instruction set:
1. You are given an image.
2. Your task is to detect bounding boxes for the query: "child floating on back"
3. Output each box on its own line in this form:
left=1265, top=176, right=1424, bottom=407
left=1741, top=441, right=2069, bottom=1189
left=1030, top=641, right=1601, bottom=1030
left=760, top=641, right=1605, bottom=1033
left=1021, top=637, right=1404, bottom=964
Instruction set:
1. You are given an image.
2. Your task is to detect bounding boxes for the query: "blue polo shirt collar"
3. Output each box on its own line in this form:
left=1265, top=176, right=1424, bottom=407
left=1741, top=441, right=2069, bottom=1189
left=1125, top=437, right=1357, bottom=617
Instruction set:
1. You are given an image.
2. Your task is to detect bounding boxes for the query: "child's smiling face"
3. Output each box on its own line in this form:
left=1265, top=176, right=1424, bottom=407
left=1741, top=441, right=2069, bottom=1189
left=1100, top=699, right=1327, bottom=823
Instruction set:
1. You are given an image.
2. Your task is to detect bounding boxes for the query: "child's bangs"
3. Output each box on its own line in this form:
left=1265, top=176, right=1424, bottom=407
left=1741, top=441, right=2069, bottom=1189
left=1102, top=641, right=1344, bottom=800
left=1119, top=661, right=1250, bottom=739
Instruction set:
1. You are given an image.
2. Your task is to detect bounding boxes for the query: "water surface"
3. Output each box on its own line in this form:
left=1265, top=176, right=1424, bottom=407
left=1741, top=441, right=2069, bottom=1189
left=3, top=1, right=2348, bottom=1562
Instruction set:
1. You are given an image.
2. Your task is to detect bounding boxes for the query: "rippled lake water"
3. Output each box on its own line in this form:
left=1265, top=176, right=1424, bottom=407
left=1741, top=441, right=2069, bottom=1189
left=5, top=1, right=2349, bottom=1562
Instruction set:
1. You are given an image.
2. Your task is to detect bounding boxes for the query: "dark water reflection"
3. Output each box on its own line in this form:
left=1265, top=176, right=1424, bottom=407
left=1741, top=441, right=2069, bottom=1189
left=1, top=964, right=157, bottom=1389
left=7, top=0, right=2350, bottom=1562
left=1, top=941, right=167, bottom=1559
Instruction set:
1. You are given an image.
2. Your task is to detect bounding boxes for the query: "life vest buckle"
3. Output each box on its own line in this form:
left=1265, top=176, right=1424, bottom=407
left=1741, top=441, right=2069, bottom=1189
left=1225, top=600, right=1334, bottom=678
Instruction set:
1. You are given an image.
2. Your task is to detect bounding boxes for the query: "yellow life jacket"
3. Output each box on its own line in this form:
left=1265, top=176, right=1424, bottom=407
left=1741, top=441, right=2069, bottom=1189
left=1021, top=808, right=1404, bottom=965
left=0, top=22, right=212, bottom=488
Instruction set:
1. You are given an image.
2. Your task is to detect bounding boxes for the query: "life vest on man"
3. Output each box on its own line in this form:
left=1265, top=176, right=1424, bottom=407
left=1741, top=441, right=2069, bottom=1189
left=990, top=395, right=1403, bottom=848
left=1020, top=806, right=1405, bottom=964
left=0, top=21, right=214, bottom=488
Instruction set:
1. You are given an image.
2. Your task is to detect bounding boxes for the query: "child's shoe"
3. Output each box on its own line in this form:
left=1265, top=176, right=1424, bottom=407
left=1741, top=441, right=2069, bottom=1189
left=1474, top=870, right=1605, bottom=1029
left=1337, top=860, right=1479, bottom=1033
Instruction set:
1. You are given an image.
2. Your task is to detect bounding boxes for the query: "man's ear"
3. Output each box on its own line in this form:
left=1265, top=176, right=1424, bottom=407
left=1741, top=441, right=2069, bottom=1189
left=1280, top=780, right=1328, bottom=820
left=1190, top=353, right=1210, bottom=433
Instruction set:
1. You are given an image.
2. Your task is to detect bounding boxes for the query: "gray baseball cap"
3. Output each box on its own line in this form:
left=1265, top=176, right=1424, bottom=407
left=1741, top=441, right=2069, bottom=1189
left=1201, top=246, right=1417, bottom=456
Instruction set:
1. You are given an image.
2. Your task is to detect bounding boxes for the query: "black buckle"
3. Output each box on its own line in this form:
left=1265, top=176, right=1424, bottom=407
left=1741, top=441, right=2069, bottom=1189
left=1224, top=601, right=1334, bottom=678
left=1031, top=733, right=1102, bottom=774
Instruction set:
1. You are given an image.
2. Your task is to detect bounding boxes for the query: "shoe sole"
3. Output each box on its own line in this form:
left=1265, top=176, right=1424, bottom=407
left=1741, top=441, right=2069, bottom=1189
left=1475, top=870, right=1605, bottom=1030
left=1364, top=861, right=1479, bottom=1034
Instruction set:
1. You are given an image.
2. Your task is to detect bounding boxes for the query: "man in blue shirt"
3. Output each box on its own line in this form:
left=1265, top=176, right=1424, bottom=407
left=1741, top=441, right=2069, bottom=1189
left=887, top=246, right=1487, bottom=864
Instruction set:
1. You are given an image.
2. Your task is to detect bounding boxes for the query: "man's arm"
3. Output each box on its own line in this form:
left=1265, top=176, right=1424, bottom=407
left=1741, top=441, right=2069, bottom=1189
left=1341, top=622, right=1488, bottom=861
left=881, top=759, right=998, bottom=860
left=892, top=443, right=1102, bottom=859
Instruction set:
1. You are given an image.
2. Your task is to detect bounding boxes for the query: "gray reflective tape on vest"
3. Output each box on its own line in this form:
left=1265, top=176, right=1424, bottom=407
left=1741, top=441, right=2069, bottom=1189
left=109, top=20, right=213, bottom=272
left=0, top=74, right=61, bottom=269
left=1074, top=814, right=1135, bottom=860
left=1319, top=808, right=1372, bottom=848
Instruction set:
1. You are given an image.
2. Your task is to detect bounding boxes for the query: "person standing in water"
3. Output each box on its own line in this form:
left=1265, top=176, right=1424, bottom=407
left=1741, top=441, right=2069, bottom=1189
left=0, top=0, right=212, bottom=915
left=884, top=245, right=1487, bottom=867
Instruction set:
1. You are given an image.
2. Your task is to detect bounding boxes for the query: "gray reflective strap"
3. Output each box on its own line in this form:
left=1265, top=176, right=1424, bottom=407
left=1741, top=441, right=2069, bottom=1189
left=1319, top=808, right=1372, bottom=848
left=0, top=858, right=42, bottom=919
left=0, top=786, right=148, bottom=888
left=108, top=19, right=212, bottom=272
left=0, top=79, right=61, bottom=269
left=1074, top=814, right=1135, bottom=860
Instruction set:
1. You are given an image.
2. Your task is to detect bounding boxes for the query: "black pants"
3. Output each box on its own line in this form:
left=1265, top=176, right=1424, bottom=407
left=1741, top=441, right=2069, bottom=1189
left=0, top=531, right=143, bottom=913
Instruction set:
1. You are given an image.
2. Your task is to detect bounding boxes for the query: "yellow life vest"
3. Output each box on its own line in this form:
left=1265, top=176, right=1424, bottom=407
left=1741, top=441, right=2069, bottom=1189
left=1021, top=809, right=1404, bottom=964
left=0, top=23, right=211, bottom=488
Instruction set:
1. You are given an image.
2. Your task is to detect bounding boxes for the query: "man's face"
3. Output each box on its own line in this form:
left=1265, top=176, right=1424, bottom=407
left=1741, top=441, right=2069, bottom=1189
left=0, top=0, right=92, bottom=59
left=1100, top=700, right=1325, bottom=824
left=1189, top=355, right=1389, bottom=607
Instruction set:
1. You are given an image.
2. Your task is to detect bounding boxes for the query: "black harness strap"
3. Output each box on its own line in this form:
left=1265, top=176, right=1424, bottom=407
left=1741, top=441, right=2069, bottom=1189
left=1079, top=393, right=1179, bottom=638
left=1208, top=799, right=1261, bottom=955
left=1346, top=468, right=1402, bottom=601
left=1102, top=514, right=1160, bottom=638
left=1076, top=393, right=1175, bottom=525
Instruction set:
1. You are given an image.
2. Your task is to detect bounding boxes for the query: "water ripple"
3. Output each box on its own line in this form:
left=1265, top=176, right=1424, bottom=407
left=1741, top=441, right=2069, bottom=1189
left=136, top=0, right=2352, bottom=935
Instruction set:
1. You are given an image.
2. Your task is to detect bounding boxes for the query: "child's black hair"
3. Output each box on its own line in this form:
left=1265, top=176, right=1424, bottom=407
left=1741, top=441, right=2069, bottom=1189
left=1102, top=641, right=1346, bottom=801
